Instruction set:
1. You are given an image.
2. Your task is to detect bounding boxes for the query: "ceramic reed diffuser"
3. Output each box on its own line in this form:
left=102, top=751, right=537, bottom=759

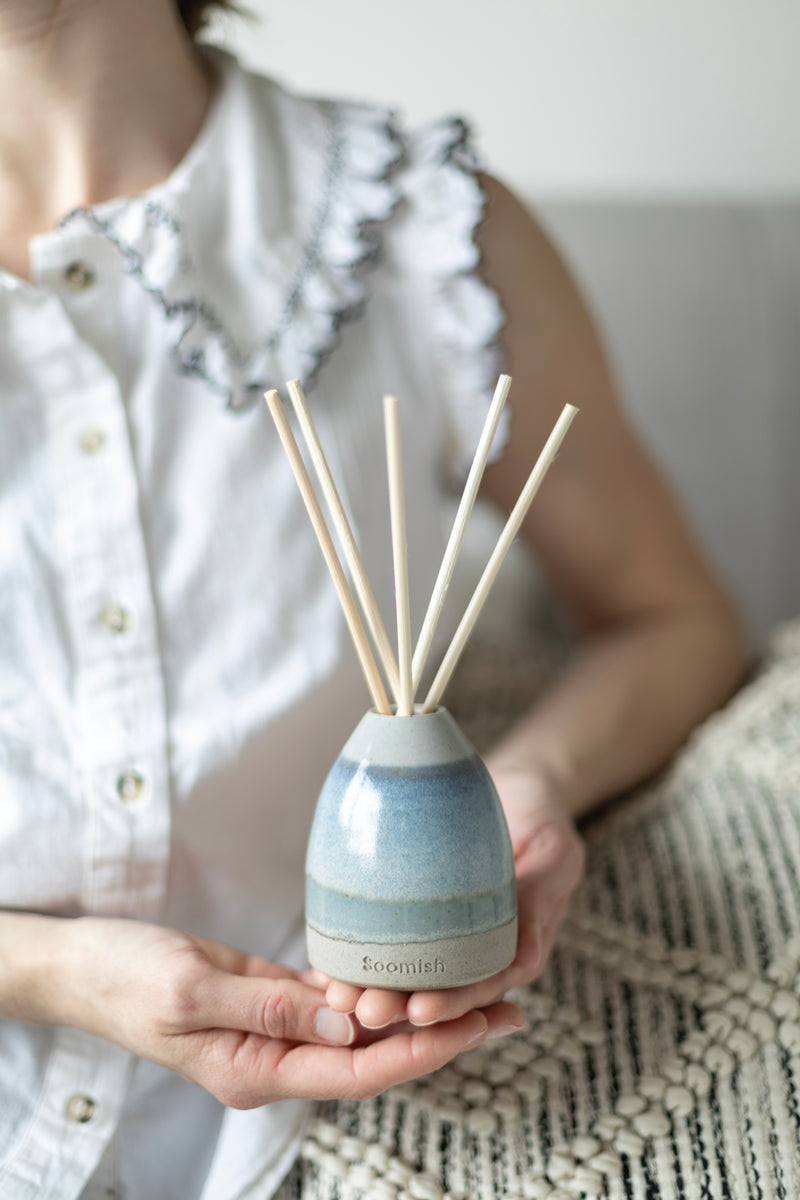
left=265, top=378, right=576, bottom=989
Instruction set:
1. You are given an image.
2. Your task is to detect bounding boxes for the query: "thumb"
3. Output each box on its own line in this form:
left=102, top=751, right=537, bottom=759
left=195, top=971, right=357, bottom=1046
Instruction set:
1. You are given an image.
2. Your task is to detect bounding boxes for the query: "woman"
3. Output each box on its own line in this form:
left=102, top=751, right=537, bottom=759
left=0, top=0, right=745, bottom=1196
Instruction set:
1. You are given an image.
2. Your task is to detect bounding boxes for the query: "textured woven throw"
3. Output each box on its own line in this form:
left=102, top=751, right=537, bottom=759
left=278, top=619, right=800, bottom=1200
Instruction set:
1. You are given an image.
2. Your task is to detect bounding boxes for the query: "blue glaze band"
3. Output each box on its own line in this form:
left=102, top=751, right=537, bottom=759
left=306, top=753, right=515, bottom=902
left=306, top=876, right=517, bottom=942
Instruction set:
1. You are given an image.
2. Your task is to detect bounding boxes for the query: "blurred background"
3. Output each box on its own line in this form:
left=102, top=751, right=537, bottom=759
left=207, top=0, right=800, bottom=648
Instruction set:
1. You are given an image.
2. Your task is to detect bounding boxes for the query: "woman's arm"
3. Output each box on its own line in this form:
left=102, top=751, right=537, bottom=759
left=0, top=911, right=70, bottom=1025
left=477, top=173, right=746, bottom=817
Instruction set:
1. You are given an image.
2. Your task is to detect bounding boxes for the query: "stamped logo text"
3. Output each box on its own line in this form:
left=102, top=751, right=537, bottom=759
left=362, top=955, right=446, bottom=975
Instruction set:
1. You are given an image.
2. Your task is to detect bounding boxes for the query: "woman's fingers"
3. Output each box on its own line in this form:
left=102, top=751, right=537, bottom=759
left=404, top=969, right=521, bottom=1027
left=190, top=936, right=307, bottom=983
left=272, top=1001, right=523, bottom=1101
left=325, top=978, right=365, bottom=1014
left=182, top=999, right=523, bottom=1108
left=353, top=988, right=410, bottom=1029
left=190, top=970, right=357, bottom=1046
left=326, top=979, right=413, bottom=1030
left=330, top=963, right=529, bottom=1032
left=282, top=1012, right=487, bottom=1100
left=300, top=967, right=332, bottom=989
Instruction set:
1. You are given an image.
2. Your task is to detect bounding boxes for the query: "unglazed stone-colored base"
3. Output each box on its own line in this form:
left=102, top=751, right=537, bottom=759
left=306, top=917, right=518, bottom=990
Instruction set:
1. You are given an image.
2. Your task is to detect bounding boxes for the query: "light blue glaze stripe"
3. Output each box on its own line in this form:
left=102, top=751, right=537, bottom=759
left=305, top=876, right=517, bottom=942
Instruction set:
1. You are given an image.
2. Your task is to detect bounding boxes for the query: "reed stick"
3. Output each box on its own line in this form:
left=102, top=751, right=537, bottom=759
left=383, top=395, right=414, bottom=716
left=423, top=403, right=578, bottom=712
left=287, top=379, right=401, bottom=704
left=412, top=373, right=512, bottom=691
left=264, top=389, right=391, bottom=715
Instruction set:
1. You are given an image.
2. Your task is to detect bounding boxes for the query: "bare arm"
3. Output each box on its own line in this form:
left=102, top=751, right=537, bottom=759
left=0, top=912, right=70, bottom=1024
left=477, top=174, right=746, bottom=817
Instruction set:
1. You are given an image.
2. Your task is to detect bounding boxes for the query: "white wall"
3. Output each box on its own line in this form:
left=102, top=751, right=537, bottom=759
left=207, top=0, right=800, bottom=201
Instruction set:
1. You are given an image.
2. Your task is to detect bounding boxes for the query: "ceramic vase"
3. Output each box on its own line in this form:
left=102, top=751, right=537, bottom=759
left=305, top=707, right=518, bottom=989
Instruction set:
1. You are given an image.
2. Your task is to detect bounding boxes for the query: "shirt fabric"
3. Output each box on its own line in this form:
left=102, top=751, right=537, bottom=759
left=0, top=49, right=506, bottom=1200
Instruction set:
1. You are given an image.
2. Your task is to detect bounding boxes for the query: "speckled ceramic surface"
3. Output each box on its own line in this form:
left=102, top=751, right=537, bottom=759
left=305, top=707, right=517, bottom=988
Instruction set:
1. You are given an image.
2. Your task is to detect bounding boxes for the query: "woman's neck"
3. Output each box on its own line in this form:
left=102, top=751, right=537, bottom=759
left=0, top=0, right=213, bottom=277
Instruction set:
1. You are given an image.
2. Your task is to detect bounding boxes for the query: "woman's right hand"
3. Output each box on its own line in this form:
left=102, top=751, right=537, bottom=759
left=7, top=914, right=522, bottom=1108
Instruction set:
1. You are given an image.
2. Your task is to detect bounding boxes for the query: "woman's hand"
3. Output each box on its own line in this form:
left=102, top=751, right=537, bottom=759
left=26, top=915, right=519, bottom=1108
left=324, top=766, right=585, bottom=1029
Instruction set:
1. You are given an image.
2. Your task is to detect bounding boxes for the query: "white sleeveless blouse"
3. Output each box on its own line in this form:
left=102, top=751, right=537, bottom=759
left=0, top=50, right=507, bottom=1200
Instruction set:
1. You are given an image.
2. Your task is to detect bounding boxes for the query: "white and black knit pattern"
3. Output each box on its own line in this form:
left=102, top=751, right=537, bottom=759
left=276, top=619, right=800, bottom=1200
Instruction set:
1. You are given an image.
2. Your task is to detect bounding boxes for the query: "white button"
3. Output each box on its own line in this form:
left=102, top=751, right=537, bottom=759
left=117, top=770, right=147, bottom=803
left=99, top=605, right=131, bottom=634
left=64, top=261, right=96, bottom=292
left=79, top=428, right=107, bottom=455
left=65, top=1093, right=96, bottom=1123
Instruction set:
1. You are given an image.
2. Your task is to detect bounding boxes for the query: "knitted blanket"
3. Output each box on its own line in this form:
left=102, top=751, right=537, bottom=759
left=279, top=619, right=800, bottom=1200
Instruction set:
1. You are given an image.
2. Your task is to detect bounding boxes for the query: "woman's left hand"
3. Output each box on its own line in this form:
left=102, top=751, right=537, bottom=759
left=324, top=765, right=585, bottom=1031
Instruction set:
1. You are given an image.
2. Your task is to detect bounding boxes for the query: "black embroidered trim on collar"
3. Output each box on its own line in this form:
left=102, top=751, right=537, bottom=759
left=56, top=84, right=505, bottom=451
left=59, top=97, right=402, bottom=410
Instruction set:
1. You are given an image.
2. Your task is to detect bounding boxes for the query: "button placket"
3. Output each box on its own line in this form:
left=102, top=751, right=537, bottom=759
left=2, top=1025, right=134, bottom=1197
left=42, top=331, right=172, bottom=922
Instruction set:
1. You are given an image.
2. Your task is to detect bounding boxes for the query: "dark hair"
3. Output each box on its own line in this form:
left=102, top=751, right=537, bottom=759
left=177, top=0, right=239, bottom=37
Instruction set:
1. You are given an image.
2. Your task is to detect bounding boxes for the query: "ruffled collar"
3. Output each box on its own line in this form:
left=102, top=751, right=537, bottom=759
left=12, top=51, right=504, bottom=427
left=54, top=49, right=405, bottom=410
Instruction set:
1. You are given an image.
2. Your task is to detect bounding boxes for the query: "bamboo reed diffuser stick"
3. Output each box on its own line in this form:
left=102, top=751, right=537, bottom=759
left=264, top=389, right=391, bottom=715
left=267, top=376, right=577, bottom=720
left=423, top=403, right=578, bottom=712
left=286, top=379, right=401, bottom=704
left=383, top=395, right=414, bottom=716
left=411, top=373, right=511, bottom=692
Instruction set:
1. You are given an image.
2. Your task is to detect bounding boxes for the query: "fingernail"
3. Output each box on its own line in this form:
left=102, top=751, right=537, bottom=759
left=463, top=1016, right=489, bottom=1047
left=359, top=1017, right=394, bottom=1030
left=487, top=1021, right=525, bottom=1041
left=314, top=1007, right=356, bottom=1045
left=523, top=920, right=544, bottom=970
